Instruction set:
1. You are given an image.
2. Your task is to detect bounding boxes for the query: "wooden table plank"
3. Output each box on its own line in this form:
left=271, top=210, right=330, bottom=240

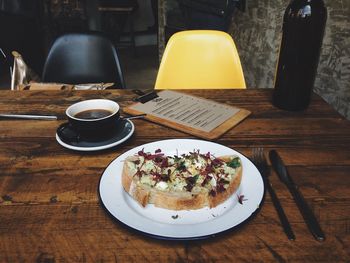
left=0, top=202, right=349, bottom=261
left=0, top=89, right=349, bottom=262
left=0, top=210, right=349, bottom=262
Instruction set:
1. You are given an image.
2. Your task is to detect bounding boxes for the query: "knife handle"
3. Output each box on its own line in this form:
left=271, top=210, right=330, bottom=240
left=266, top=182, right=295, bottom=240
left=288, top=185, right=325, bottom=241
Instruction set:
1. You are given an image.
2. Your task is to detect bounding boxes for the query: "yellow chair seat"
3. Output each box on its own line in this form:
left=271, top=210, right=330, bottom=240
left=155, top=30, right=246, bottom=90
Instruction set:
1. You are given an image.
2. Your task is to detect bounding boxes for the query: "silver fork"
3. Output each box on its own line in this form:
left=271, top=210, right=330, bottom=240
left=252, top=147, right=295, bottom=240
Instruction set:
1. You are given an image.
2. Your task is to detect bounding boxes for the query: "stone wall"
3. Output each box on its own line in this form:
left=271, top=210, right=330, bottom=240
left=230, top=0, right=350, bottom=119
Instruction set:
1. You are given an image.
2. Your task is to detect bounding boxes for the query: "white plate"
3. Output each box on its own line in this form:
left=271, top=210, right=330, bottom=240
left=56, top=119, right=134, bottom=152
left=99, top=139, right=264, bottom=240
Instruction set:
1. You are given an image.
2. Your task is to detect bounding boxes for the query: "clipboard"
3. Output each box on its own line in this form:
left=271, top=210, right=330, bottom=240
left=124, top=90, right=250, bottom=140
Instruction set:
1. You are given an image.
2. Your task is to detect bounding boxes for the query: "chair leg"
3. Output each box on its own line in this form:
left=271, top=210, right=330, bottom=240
left=128, top=11, right=137, bottom=57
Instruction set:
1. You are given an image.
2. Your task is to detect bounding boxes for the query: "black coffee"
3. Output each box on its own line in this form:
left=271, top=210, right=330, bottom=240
left=74, top=109, right=113, bottom=119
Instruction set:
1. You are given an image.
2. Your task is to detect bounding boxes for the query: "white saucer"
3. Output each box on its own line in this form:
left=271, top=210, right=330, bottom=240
left=56, top=119, right=134, bottom=151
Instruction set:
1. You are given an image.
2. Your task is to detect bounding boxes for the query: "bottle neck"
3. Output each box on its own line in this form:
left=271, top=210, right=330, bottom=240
left=285, top=0, right=327, bottom=22
left=289, top=0, right=325, bottom=8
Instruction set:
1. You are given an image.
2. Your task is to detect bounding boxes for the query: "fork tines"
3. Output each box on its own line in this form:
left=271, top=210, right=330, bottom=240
left=252, top=147, right=268, bottom=175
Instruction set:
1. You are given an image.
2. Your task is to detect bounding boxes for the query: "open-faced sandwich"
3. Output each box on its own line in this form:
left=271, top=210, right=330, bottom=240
left=121, top=149, right=242, bottom=210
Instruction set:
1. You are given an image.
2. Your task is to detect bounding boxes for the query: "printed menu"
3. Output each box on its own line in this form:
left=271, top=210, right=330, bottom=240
left=125, top=90, right=250, bottom=139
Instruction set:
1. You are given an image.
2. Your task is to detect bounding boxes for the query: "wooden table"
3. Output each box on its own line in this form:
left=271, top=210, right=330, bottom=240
left=0, top=89, right=349, bottom=262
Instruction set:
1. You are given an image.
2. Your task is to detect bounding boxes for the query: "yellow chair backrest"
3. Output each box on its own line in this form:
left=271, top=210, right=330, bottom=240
left=155, top=30, right=246, bottom=90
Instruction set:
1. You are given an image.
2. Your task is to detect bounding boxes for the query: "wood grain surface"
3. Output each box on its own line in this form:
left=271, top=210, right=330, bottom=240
left=0, top=89, right=349, bottom=262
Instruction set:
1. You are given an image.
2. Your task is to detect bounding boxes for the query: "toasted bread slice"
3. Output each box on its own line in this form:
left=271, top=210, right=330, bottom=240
left=121, top=150, right=242, bottom=210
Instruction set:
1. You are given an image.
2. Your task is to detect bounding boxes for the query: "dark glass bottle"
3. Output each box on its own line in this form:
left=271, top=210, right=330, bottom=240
left=273, top=0, right=327, bottom=111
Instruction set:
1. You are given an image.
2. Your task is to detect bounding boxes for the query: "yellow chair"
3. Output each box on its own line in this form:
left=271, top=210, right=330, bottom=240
left=155, top=30, right=246, bottom=90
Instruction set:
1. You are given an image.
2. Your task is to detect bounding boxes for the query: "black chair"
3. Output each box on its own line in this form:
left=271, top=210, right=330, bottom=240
left=42, top=32, right=126, bottom=89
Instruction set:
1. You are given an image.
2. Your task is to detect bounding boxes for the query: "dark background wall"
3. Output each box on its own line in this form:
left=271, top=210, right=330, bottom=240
left=229, top=0, right=350, bottom=119
left=1, top=0, right=349, bottom=119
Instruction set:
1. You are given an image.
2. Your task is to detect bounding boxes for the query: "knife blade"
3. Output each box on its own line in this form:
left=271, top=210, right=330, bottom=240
left=269, top=150, right=325, bottom=241
left=0, top=114, right=57, bottom=120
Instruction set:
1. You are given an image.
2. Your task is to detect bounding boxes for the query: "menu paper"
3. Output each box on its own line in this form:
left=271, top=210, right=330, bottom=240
left=129, top=90, right=240, bottom=132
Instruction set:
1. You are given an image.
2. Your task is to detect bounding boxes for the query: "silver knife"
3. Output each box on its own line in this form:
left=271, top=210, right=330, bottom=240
left=0, top=114, right=57, bottom=120
left=269, top=150, right=325, bottom=241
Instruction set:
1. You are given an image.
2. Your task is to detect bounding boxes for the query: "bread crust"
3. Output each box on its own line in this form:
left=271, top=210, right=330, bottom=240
left=121, top=153, right=243, bottom=210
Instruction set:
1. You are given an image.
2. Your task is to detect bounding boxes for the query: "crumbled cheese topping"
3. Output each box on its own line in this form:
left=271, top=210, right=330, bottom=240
left=130, top=149, right=241, bottom=195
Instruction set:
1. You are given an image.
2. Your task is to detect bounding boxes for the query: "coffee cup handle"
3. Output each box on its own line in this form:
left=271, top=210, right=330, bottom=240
left=57, top=123, right=81, bottom=143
